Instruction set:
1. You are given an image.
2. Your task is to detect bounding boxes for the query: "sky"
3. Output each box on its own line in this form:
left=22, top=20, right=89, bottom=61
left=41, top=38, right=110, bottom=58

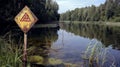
left=55, top=0, right=106, bottom=13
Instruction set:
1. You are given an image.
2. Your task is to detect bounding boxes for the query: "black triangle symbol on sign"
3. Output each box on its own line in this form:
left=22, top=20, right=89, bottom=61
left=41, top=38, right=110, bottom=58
left=20, top=13, right=31, bottom=22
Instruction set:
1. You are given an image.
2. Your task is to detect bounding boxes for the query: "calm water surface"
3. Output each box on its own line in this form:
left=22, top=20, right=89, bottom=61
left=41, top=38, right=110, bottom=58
left=50, top=22, right=120, bottom=67
left=1, top=22, right=120, bottom=67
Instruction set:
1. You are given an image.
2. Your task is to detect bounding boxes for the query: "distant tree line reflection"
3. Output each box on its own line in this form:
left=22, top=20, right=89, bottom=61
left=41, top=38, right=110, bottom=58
left=61, top=22, right=120, bottom=50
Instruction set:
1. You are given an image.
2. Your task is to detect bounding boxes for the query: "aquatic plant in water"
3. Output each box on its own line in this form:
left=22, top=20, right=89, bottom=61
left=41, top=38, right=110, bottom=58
left=82, top=39, right=116, bottom=67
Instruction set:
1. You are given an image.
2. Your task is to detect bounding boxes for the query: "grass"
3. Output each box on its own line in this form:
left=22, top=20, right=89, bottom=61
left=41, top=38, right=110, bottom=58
left=0, top=38, right=23, bottom=67
left=82, top=40, right=116, bottom=67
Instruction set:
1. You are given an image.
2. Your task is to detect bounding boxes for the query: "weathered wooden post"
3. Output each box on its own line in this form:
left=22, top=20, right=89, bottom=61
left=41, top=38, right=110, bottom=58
left=23, top=33, right=27, bottom=62
left=14, top=6, right=38, bottom=66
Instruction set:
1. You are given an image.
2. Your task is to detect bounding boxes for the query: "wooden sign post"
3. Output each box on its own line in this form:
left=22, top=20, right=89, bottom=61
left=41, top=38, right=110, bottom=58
left=14, top=6, right=38, bottom=66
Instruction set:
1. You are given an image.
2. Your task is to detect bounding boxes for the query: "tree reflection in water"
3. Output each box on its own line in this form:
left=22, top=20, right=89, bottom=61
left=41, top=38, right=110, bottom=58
left=60, top=22, right=120, bottom=50
left=1, top=22, right=120, bottom=67
left=27, top=27, right=61, bottom=66
left=1, top=26, right=62, bottom=67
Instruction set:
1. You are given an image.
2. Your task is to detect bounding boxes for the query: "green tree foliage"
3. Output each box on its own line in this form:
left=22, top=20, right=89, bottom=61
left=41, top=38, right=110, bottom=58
left=0, top=0, right=59, bottom=24
left=60, top=0, right=120, bottom=22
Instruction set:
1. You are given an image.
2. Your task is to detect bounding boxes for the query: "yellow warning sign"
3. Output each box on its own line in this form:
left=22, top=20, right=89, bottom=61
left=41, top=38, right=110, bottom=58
left=14, top=6, right=38, bottom=33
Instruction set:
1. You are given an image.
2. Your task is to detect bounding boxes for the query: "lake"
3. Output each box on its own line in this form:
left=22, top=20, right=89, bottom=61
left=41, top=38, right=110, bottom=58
left=0, top=22, right=120, bottom=67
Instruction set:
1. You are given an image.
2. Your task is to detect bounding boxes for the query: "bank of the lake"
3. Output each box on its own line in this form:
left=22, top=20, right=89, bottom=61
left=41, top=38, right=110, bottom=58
left=59, top=21, right=120, bottom=27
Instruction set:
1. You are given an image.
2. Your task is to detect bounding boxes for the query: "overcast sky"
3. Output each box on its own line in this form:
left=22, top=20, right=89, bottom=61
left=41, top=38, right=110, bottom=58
left=55, top=0, right=106, bottom=13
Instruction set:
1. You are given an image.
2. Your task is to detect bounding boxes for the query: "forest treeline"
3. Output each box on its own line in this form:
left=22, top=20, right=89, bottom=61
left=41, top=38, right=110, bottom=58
left=0, top=0, right=59, bottom=24
left=60, top=0, right=120, bottom=22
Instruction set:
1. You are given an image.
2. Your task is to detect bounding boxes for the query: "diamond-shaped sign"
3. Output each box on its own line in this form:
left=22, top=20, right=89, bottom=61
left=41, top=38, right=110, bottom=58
left=14, top=6, right=38, bottom=33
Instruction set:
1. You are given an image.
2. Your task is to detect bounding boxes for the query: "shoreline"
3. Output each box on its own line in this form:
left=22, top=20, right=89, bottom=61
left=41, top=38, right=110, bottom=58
left=59, top=21, right=120, bottom=27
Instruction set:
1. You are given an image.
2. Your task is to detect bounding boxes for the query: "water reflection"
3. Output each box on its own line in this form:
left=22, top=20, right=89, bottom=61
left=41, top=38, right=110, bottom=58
left=0, top=26, right=60, bottom=67
left=60, top=22, right=120, bottom=50
left=1, top=22, right=120, bottom=67
left=27, top=28, right=59, bottom=66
